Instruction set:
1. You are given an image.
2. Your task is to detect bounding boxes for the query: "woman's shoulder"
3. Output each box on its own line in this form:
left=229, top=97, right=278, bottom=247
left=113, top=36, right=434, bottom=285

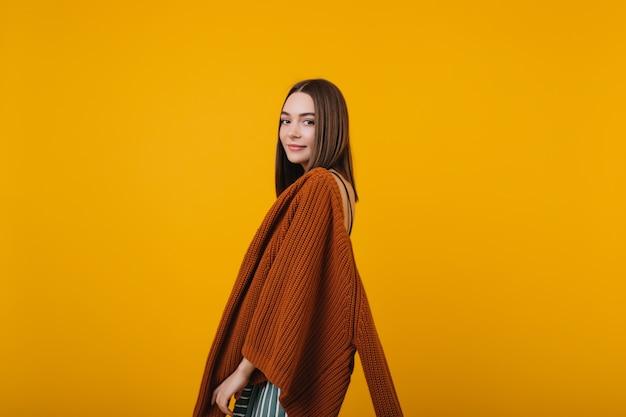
left=302, top=168, right=354, bottom=197
left=285, top=168, right=355, bottom=233
left=296, top=167, right=338, bottom=190
left=326, top=169, right=356, bottom=233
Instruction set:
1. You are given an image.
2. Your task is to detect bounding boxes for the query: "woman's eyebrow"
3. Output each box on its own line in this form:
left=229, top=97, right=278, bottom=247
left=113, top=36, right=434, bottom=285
left=281, top=111, right=316, bottom=117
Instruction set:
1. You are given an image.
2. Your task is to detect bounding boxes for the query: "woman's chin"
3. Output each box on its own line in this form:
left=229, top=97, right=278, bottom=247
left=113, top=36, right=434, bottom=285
left=288, top=158, right=309, bottom=168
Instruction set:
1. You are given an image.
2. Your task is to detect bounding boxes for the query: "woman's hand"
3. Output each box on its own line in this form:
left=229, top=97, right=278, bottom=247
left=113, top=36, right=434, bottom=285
left=211, top=357, right=255, bottom=416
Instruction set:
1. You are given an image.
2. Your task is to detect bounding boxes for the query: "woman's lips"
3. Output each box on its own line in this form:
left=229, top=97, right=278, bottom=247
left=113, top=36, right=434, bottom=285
left=287, top=144, right=306, bottom=151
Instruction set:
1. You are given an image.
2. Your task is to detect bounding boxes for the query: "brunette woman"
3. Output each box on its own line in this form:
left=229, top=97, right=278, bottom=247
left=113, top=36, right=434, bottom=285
left=193, top=79, right=403, bottom=417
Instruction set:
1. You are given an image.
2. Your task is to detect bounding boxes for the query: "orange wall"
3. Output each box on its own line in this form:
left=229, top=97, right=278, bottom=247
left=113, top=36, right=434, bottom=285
left=1, top=1, right=625, bottom=416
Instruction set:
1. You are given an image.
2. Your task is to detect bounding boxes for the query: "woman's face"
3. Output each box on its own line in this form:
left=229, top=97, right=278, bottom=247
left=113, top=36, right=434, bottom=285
left=280, top=92, right=316, bottom=169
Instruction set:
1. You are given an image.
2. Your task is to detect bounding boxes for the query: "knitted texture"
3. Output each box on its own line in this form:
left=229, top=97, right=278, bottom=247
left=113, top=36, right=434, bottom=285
left=193, top=168, right=403, bottom=417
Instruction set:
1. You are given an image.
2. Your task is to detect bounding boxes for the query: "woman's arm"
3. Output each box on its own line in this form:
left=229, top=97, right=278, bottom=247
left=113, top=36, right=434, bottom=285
left=211, top=357, right=255, bottom=416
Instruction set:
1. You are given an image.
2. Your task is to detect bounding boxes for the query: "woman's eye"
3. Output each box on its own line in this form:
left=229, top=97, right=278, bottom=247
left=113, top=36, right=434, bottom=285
left=304, top=120, right=315, bottom=126
left=280, top=119, right=290, bottom=125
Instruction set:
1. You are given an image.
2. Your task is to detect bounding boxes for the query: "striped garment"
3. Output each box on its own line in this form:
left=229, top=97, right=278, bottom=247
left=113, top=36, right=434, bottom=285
left=233, top=382, right=287, bottom=417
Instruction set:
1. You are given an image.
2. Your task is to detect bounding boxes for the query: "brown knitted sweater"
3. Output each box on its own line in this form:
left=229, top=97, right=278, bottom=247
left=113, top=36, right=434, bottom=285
left=193, top=168, right=403, bottom=417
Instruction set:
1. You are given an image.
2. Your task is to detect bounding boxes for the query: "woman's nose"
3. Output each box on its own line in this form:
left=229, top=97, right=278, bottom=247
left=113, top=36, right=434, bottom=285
left=289, top=125, right=301, bottom=138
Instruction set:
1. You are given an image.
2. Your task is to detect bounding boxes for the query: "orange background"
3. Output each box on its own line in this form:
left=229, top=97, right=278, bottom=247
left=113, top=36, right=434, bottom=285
left=1, top=1, right=625, bottom=416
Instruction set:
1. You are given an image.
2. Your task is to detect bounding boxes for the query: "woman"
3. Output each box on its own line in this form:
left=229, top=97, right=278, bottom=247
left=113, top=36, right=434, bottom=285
left=193, top=79, right=403, bottom=417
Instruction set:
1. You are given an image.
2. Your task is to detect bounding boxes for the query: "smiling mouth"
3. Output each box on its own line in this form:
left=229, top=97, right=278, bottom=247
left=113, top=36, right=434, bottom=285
left=287, top=144, right=306, bottom=150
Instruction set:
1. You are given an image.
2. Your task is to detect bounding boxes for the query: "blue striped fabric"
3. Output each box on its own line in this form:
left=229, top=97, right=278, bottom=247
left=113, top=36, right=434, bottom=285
left=233, top=382, right=287, bottom=417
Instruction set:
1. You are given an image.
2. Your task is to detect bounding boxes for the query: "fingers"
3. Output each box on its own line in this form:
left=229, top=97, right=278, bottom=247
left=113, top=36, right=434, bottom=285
left=212, top=387, right=234, bottom=416
left=211, top=367, right=249, bottom=415
left=217, top=399, right=232, bottom=416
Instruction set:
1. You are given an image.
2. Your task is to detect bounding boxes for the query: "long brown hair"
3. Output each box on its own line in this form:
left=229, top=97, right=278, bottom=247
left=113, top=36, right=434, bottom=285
left=275, top=79, right=358, bottom=200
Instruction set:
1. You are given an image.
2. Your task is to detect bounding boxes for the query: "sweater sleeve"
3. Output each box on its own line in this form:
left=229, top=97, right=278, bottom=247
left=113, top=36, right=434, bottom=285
left=355, top=284, right=404, bottom=416
left=240, top=173, right=341, bottom=396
